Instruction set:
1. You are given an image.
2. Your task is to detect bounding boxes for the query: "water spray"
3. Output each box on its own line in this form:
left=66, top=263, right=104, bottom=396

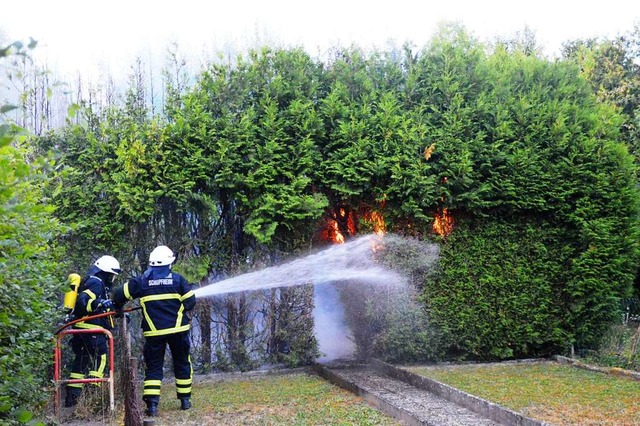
left=193, top=234, right=410, bottom=298
left=192, top=233, right=440, bottom=362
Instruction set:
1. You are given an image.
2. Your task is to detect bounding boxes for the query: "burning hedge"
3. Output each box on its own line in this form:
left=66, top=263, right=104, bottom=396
left=39, top=25, right=640, bottom=368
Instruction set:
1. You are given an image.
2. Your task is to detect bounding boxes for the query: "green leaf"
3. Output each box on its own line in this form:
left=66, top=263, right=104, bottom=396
left=67, top=103, right=80, bottom=118
left=16, top=409, right=33, bottom=422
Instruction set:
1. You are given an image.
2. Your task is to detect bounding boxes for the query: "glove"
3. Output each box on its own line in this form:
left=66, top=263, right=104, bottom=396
left=97, top=299, right=115, bottom=312
left=114, top=304, right=125, bottom=318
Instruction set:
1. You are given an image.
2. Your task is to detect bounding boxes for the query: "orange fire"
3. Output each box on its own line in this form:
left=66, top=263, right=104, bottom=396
left=322, top=205, right=387, bottom=244
left=343, top=208, right=357, bottom=236
left=365, top=210, right=386, bottom=235
left=331, top=220, right=345, bottom=244
left=433, top=208, right=454, bottom=237
left=323, top=208, right=351, bottom=244
left=362, top=209, right=386, bottom=252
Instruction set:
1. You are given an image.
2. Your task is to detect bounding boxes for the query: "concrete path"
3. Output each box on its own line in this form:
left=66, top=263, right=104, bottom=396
left=332, top=365, right=501, bottom=426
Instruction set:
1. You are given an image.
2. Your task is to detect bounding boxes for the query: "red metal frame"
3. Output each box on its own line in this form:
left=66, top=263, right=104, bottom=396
left=53, top=328, right=115, bottom=417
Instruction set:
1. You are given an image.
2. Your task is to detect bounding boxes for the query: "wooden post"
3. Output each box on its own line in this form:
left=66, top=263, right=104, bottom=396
left=121, top=314, right=143, bottom=426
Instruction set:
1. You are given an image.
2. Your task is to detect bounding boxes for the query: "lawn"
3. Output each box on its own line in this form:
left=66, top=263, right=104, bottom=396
left=409, top=362, right=640, bottom=426
left=151, top=371, right=399, bottom=425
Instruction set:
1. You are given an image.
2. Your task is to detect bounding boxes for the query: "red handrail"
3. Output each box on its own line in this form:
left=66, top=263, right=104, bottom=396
left=54, top=306, right=141, bottom=335
left=53, top=328, right=115, bottom=417
left=52, top=307, right=140, bottom=418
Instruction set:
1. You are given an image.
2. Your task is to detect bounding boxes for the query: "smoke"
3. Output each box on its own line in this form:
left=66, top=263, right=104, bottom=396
left=313, top=235, right=441, bottom=362
left=313, top=282, right=356, bottom=362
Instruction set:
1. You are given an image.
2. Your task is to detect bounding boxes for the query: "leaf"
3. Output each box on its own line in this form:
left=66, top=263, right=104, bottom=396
left=16, top=409, right=33, bottom=422
left=67, top=103, right=80, bottom=118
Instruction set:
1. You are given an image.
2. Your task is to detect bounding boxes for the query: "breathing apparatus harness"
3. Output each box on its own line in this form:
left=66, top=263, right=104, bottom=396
left=58, top=272, right=141, bottom=334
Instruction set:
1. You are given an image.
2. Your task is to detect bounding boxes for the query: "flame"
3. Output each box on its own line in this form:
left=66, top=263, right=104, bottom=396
left=433, top=208, right=454, bottom=237
left=323, top=208, right=352, bottom=244
left=346, top=210, right=356, bottom=236
left=330, top=220, right=345, bottom=244
left=361, top=208, right=386, bottom=252
left=369, top=211, right=386, bottom=235
left=322, top=204, right=387, bottom=245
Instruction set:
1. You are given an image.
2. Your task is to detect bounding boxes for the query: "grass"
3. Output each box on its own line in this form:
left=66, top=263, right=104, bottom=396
left=149, top=371, right=399, bottom=425
left=409, top=362, right=640, bottom=426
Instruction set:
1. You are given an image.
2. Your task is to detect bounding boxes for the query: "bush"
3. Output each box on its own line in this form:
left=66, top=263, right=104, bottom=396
left=0, top=41, right=65, bottom=422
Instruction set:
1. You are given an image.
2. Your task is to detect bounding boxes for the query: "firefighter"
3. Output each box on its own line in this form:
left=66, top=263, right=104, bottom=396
left=65, top=255, right=121, bottom=407
left=112, top=245, right=196, bottom=417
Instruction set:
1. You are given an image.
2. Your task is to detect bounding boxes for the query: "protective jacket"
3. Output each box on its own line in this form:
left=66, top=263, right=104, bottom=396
left=73, top=267, right=115, bottom=330
left=113, top=266, right=195, bottom=337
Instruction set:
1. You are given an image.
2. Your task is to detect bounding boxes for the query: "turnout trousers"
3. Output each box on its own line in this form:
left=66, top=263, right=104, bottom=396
left=66, top=333, right=108, bottom=405
left=143, top=331, right=193, bottom=403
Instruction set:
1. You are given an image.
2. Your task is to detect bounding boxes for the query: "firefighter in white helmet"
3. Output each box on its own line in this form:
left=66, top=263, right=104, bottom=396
left=65, top=255, right=121, bottom=407
left=112, top=245, right=196, bottom=417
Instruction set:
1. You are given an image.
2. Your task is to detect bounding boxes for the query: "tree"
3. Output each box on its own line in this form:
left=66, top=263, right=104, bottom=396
left=562, top=25, right=640, bottom=160
left=419, top=29, right=640, bottom=356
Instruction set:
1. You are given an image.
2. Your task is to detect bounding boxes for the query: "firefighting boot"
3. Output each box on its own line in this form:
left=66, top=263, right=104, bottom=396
left=180, top=397, right=191, bottom=410
left=145, top=400, right=158, bottom=417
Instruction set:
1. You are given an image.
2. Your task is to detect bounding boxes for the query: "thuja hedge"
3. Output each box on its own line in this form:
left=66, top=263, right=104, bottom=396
left=424, top=216, right=573, bottom=359
left=38, top=26, right=640, bottom=364
left=409, top=31, right=640, bottom=359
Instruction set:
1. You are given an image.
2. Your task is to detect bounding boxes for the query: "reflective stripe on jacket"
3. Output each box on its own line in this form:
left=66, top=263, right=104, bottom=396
left=74, top=274, right=114, bottom=330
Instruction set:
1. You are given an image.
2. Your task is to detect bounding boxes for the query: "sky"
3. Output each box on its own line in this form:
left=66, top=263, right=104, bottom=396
left=1, top=0, right=639, bottom=83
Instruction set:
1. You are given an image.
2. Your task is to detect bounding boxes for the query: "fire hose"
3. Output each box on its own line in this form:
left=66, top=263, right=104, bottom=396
left=54, top=306, right=142, bottom=335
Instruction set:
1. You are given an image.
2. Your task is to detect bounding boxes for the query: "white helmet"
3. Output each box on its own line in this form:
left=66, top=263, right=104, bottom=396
left=149, top=245, right=176, bottom=266
left=94, top=255, right=121, bottom=275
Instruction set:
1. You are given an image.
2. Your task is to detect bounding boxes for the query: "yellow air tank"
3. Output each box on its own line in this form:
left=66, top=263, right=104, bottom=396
left=63, top=273, right=82, bottom=312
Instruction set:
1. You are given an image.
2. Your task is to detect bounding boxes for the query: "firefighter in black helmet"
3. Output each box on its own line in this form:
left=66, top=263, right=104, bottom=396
left=112, top=245, right=196, bottom=417
left=65, top=255, right=121, bottom=407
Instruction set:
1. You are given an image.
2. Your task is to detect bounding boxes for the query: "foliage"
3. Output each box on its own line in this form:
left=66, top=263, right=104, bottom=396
left=261, top=286, right=319, bottom=367
left=38, top=123, right=129, bottom=272
left=204, top=286, right=319, bottom=372
left=562, top=25, right=640, bottom=162
left=339, top=280, right=444, bottom=363
left=582, top=323, right=640, bottom=370
left=28, top=23, right=640, bottom=370
left=0, top=41, right=65, bottom=424
left=425, top=217, right=571, bottom=359
left=337, top=236, right=444, bottom=363
left=173, top=254, right=210, bottom=284
left=180, top=47, right=329, bottom=245
left=415, top=35, right=640, bottom=356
